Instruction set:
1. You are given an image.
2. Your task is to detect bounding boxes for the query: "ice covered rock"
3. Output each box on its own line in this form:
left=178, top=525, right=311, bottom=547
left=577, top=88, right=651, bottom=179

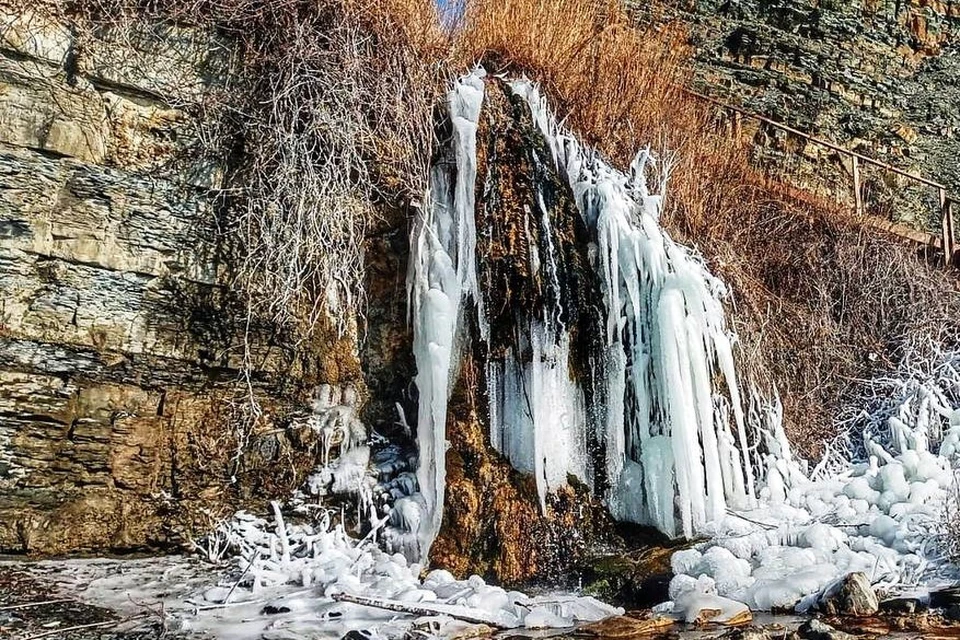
left=817, top=572, right=879, bottom=617
left=796, top=619, right=856, bottom=640
left=673, top=592, right=751, bottom=624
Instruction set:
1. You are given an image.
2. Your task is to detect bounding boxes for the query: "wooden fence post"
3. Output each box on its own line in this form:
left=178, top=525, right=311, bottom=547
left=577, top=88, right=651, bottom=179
left=942, top=191, right=956, bottom=266
left=852, top=155, right=863, bottom=217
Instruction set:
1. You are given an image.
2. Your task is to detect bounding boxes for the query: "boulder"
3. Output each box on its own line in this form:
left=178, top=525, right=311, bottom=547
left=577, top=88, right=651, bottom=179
left=879, top=596, right=925, bottom=614
left=817, top=572, right=879, bottom=616
left=795, top=619, right=856, bottom=640
left=723, top=624, right=772, bottom=640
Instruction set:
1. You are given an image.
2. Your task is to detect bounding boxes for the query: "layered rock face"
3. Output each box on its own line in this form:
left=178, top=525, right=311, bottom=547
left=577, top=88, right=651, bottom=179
left=640, top=0, right=960, bottom=229
left=0, top=9, right=359, bottom=553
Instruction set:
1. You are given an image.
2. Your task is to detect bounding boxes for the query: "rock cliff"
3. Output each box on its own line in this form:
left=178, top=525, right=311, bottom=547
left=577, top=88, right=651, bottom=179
left=638, top=0, right=960, bottom=228
left=0, top=8, right=361, bottom=553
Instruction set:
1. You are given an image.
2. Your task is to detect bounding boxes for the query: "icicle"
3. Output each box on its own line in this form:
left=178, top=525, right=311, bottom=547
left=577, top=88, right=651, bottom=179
left=408, top=69, right=486, bottom=562
left=408, top=71, right=791, bottom=556
left=511, top=78, right=764, bottom=537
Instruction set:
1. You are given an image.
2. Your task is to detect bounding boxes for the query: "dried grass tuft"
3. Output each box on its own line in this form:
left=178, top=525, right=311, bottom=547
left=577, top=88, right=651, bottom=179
left=447, top=0, right=960, bottom=454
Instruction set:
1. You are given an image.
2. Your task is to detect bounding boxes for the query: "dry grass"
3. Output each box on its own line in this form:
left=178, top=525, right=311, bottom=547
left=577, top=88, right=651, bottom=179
left=451, top=0, right=690, bottom=157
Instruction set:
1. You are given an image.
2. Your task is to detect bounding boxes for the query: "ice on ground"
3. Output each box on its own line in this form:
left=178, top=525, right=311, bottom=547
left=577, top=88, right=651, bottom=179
left=198, top=508, right=621, bottom=638
left=673, top=592, right=751, bottom=623
left=668, top=347, right=960, bottom=612
left=23, top=510, right=621, bottom=640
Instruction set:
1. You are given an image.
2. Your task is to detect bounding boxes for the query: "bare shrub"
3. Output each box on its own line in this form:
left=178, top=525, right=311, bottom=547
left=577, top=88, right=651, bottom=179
left=21, top=0, right=445, bottom=340
left=13, top=0, right=960, bottom=458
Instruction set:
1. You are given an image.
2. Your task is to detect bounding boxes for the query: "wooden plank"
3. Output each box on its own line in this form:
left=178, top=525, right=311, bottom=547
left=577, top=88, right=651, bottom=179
left=859, top=215, right=941, bottom=248
left=944, top=196, right=957, bottom=266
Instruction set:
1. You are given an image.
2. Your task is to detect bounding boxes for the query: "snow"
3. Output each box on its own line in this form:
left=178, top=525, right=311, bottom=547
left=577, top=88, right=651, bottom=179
left=673, top=592, right=751, bottom=623
left=25, top=551, right=615, bottom=640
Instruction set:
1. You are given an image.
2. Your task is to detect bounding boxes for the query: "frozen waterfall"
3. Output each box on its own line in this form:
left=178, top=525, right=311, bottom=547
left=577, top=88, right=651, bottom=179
left=408, top=70, right=780, bottom=561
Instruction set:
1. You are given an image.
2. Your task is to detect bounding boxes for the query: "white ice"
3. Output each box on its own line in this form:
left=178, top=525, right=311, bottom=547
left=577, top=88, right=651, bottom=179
left=511, top=79, right=763, bottom=538
left=667, top=347, right=960, bottom=611
left=407, top=68, right=487, bottom=562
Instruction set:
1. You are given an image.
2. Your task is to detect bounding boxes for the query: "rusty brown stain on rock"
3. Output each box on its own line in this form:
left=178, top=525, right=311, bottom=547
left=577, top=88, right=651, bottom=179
left=428, top=79, right=615, bottom=585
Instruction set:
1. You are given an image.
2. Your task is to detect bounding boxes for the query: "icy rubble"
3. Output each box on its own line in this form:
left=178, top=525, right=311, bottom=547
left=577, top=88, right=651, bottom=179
left=667, top=347, right=960, bottom=612
left=176, top=378, right=622, bottom=638
left=183, top=508, right=621, bottom=639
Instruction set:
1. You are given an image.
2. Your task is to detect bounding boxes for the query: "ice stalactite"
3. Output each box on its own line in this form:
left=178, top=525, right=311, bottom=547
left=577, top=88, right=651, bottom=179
left=407, top=71, right=785, bottom=561
left=408, top=69, right=486, bottom=562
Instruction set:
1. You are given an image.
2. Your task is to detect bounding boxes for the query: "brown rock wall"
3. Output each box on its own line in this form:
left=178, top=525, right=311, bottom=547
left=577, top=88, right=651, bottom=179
left=0, top=7, right=358, bottom=554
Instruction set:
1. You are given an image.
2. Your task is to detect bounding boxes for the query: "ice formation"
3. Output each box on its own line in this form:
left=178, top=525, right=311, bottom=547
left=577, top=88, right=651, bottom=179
left=173, top=379, right=623, bottom=639
left=511, top=79, right=760, bottom=535
left=408, top=70, right=771, bottom=561
left=408, top=70, right=486, bottom=562
left=667, top=347, right=960, bottom=611
left=187, top=509, right=621, bottom=638
left=407, top=69, right=960, bottom=615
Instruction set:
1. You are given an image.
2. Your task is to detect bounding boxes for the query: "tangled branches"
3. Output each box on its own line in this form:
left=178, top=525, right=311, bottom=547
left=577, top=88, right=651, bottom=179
left=29, top=0, right=444, bottom=339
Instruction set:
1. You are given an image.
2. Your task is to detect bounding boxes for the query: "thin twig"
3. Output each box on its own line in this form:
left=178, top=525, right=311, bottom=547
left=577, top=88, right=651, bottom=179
left=332, top=592, right=509, bottom=629
left=224, top=550, right=260, bottom=605
left=22, top=615, right=148, bottom=640
left=0, top=599, right=72, bottom=612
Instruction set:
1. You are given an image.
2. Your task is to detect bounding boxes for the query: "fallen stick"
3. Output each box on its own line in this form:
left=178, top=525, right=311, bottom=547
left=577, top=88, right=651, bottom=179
left=223, top=550, right=261, bottom=605
left=0, top=598, right=72, bottom=611
left=331, top=592, right=511, bottom=629
left=191, top=599, right=266, bottom=612
left=22, top=618, right=122, bottom=640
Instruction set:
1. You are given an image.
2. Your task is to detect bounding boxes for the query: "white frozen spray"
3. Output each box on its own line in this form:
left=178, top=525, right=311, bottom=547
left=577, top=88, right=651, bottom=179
left=668, top=346, right=960, bottom=612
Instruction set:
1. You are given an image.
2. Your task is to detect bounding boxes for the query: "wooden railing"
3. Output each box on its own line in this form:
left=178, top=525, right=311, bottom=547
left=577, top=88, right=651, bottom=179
left=687, top=89, right=958, bottom=266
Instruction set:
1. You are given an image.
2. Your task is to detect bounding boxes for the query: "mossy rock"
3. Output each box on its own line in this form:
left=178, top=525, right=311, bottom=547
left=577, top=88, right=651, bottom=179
left=578, top=538, right=696, bottom=609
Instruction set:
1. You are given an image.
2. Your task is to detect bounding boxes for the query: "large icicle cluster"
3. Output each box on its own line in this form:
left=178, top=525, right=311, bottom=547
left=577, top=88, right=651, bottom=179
left=408, top=70, right=486, bottom=562
left=408, top=69, right=777, bottom=561
left=511, top=80, right=760, bottom=537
